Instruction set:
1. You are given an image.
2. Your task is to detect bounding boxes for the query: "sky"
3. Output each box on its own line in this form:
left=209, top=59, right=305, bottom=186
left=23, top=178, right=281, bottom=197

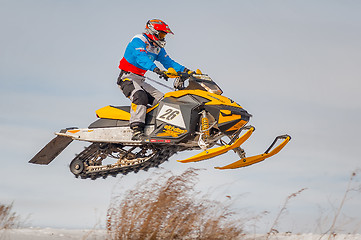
left=1, top=0, right=361, bottom=234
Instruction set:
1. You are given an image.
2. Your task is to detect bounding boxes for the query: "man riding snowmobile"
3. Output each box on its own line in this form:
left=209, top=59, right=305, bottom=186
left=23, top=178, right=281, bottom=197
left=28, top=20, right=292, bottom=180
left=117, top=19, right=191, bottom=140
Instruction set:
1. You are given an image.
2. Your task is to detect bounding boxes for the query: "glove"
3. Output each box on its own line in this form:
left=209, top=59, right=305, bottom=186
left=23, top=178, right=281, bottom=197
left=183, top=68, right=194, bottom=75
left=153, top=67, right=169, bottom=81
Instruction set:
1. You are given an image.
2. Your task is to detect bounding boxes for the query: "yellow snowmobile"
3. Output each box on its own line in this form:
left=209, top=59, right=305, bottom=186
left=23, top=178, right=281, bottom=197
left=29, top=69, right=291, bottom=180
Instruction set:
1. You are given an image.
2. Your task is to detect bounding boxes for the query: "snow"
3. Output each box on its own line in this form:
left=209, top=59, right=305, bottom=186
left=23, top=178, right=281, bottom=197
left=1, top=228, right=361, bottom=240
left=0, top=228, right=106, bottom=240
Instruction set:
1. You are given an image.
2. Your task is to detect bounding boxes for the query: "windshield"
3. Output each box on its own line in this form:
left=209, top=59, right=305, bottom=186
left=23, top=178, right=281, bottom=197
left=185, top=74, right=223, bottom=95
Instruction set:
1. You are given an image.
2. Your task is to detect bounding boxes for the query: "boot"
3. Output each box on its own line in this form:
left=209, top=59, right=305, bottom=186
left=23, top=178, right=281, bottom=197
left=131, top=124, right=145, bottom=141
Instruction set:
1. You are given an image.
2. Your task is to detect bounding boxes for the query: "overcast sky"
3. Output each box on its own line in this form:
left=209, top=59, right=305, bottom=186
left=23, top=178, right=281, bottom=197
left=1, top=0, right=361, bottom=233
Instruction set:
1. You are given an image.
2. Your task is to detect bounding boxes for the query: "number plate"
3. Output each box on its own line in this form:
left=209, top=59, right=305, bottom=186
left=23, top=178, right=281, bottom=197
left=156, top=104, right=186, bottom=128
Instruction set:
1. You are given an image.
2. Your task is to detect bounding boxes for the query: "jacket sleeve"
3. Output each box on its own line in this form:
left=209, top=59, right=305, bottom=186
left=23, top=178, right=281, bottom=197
left=156, top=48, right=185, bottom=72
left=131, top=38, right=158, bottom=71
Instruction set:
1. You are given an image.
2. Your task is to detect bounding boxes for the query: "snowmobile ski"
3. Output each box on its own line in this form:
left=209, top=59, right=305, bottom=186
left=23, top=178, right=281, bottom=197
left=178, top=126, right=255, bottom=163
left=215, top=135, right=291, bottom=169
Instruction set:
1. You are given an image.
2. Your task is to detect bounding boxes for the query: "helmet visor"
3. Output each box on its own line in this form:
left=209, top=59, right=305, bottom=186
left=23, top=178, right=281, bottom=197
left=158, top=31, right=167, bottom=40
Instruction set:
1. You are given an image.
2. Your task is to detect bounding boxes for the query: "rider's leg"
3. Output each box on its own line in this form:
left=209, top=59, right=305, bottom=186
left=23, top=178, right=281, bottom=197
left=129, top=89, right=148, bottom=140
left=118, top=73, right=147, bottom=140
left=137, top=80, right=164, bottom=106
left=118, top=72, right=164, bottom=140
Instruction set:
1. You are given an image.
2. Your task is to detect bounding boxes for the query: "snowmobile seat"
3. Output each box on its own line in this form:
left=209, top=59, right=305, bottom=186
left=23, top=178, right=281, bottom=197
left=88, top=105, right=158, bottom=129
left=96, top=105, right=131, bottom=121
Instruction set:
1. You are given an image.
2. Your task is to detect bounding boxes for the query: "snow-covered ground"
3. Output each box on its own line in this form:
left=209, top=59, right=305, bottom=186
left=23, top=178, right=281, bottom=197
left=0, top=228, right=106, bottom=240
left=1, top=228, right=361, bottom=240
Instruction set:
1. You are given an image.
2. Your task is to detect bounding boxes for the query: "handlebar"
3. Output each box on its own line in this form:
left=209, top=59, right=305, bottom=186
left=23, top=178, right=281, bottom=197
left=165, top=68, right=202, bottom=79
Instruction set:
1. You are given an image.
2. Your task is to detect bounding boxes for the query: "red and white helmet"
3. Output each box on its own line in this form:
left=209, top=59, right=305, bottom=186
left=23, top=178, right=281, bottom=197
left=144, top=19, right=173, bottom=48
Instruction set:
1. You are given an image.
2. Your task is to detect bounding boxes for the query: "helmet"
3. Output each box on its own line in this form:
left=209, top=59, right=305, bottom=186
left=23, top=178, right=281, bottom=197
left=144, top=19, right=173, bottom=48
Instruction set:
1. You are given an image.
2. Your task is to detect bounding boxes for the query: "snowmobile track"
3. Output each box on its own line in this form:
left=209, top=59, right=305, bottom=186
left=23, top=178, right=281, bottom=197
left=70, top=143, right=177, bottom=180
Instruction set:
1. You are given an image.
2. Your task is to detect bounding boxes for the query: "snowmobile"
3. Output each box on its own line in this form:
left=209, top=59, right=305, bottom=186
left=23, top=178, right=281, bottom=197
left=29, top=69, right=291, bottom=180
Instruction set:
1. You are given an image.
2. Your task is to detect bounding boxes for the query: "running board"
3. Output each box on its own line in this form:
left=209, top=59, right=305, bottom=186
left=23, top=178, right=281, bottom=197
left=177, top=126, right=255, bottom=163
left=215, top=135, right=291, bottom=169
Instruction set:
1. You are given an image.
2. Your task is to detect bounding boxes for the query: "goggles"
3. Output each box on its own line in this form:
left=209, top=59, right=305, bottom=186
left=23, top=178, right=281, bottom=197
left=158, top=31, right=167, bottom=40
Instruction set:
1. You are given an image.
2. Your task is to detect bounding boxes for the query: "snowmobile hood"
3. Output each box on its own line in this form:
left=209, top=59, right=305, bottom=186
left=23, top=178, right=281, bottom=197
left=164, top=90, right=243, bottom=109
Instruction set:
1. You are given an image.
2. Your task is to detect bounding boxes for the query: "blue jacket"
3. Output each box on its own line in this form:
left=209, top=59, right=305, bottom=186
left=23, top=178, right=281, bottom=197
left=119, top=34, right=185, bottom=76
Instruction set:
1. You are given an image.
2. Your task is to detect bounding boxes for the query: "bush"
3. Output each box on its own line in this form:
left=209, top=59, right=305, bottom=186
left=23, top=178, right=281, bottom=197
left=106, top=168, right=245, bottom=240
left=0, top=202, right=20, bottom=229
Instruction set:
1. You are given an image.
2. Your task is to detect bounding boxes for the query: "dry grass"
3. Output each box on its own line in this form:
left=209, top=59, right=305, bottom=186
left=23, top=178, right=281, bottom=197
left=106, top=168, right=245, bottom=240
left=0, top=202, right=21, bottom=230
left=266, top=188, right=307, bottom=239
left=318, top=170, right=361, bottom=239
left=103, top=167, right=361, bottom=239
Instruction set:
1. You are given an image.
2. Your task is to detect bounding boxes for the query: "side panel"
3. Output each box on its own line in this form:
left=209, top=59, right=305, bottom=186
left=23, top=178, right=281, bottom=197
left=56, top=126, right=155, bottom=143
left=155, top=96, right=200, bottom=132
left=156, top=104, right=186, bottom=128
left=205, top=105, right=251, bottom=134
left=150, top=122, right=189, bottom=140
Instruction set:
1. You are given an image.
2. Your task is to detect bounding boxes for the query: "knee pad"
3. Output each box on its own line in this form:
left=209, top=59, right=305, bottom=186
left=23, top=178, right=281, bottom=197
left=146, top=91, right=156, bottom=106
left=119, top=79, right=135, bottom=98
left=132, top=90, right=148, bottom=106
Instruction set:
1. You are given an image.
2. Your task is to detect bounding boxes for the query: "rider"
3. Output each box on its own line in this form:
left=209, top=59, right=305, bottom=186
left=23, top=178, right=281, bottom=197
left=117, top=19, right=190, bottom=140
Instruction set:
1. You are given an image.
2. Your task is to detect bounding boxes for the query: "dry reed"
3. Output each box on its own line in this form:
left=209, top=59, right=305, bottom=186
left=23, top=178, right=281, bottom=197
left=266, top=188, right=307, bottom=239
left=106, top=168, right=245, bottom=240
left=318, top=170, right=361, bottom=239
left=0, top=202, right=20, bottom=230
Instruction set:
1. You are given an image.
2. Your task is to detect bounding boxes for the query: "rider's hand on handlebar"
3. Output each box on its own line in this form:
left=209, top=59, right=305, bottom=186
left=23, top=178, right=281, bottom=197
left=183, top=68, right=195, bottom=75
left=153, top=67, right=169, bottom=81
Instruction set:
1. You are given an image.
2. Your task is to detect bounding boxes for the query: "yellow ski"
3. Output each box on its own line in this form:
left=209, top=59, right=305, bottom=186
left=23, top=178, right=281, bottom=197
left=215, top=135, right=291, bottom=169
left=178, top=126, right=255, bottom=163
